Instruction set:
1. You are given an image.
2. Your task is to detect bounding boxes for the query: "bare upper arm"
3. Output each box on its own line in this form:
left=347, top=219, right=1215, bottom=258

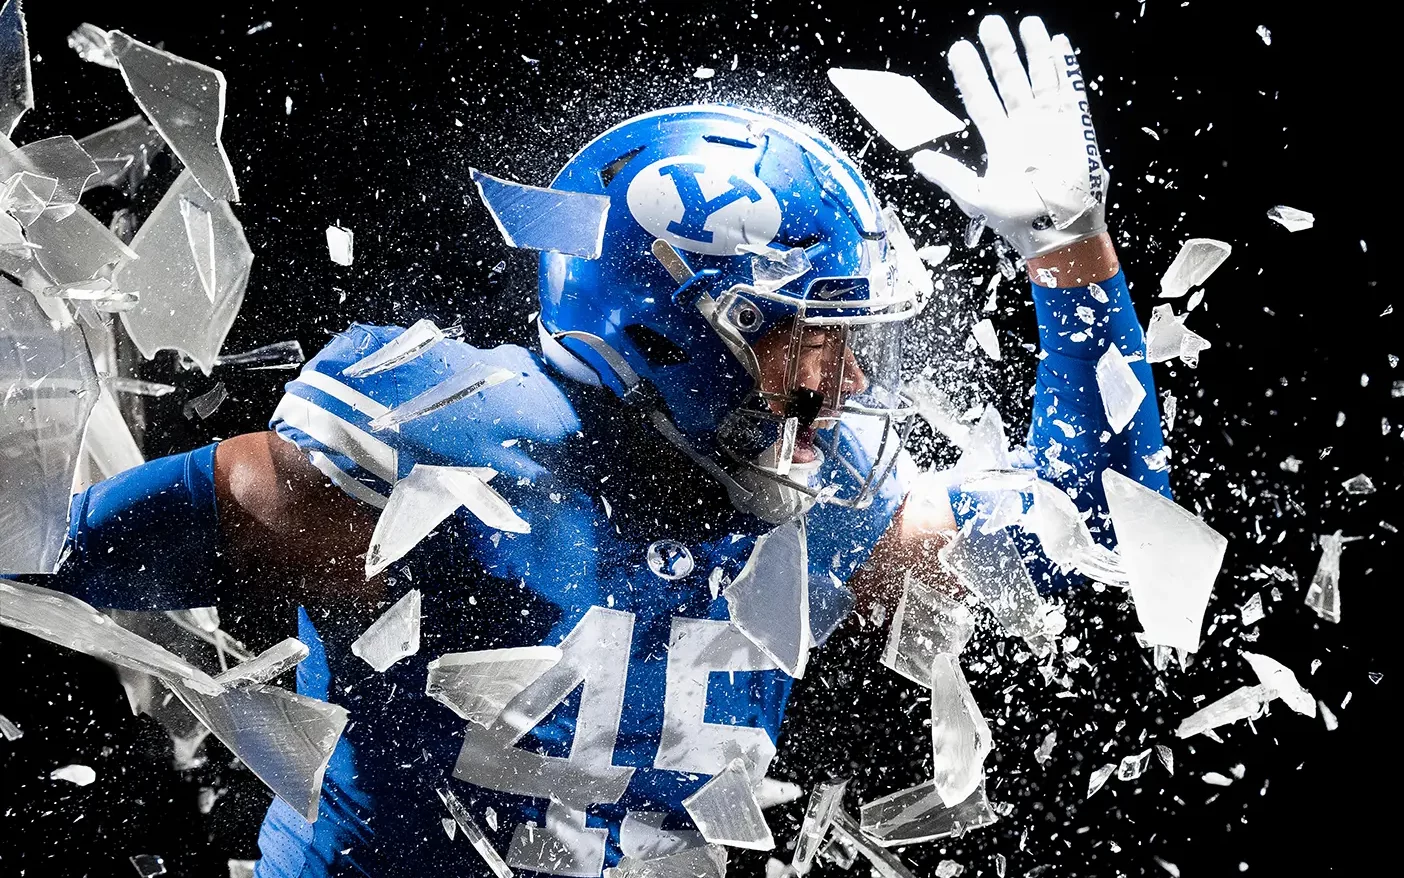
left=214, top=431, right=384, bottom=606
left=847, top=473, right=964, bottom=614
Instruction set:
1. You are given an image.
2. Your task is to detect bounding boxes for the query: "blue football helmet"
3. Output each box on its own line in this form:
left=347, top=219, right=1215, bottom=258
left=536, top=104, right=930, bottom=523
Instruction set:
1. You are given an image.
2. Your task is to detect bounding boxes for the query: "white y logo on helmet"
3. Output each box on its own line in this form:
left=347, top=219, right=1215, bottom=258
left=625, top=156, right=782, bottom=256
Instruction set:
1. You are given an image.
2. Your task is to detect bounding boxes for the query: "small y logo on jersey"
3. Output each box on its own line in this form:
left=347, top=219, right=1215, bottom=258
left=626, top=156, right=782, bottom=256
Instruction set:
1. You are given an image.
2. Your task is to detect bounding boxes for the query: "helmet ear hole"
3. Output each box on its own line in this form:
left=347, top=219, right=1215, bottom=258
left=624, top=323, right=691, bottom=367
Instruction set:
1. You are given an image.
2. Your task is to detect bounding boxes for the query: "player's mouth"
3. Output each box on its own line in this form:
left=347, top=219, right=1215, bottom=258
left=791, top=424, right=818, bottom=464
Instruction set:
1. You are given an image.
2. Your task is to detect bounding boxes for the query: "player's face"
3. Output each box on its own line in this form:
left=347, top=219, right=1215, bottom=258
left=753, top=319, right=868, bottom=424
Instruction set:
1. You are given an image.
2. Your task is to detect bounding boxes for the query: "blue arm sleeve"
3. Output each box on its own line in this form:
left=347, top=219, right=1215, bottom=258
left=950, top=269, right=1171, bottom=592
left=41, top=443, right=227, bottom=610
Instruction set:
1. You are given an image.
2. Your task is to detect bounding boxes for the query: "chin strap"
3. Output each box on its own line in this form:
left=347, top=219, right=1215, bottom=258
left=537, top=319, right=754, bottom=504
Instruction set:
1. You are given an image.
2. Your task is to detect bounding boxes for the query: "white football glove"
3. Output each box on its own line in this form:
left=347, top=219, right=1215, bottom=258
left=913, top=15, right=1110, bottom=258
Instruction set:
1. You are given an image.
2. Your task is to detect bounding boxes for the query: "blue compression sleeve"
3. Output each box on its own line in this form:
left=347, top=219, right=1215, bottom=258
left=950, top=269, right=1171, bottom=593
left=40, top=443, right=227, bottom=610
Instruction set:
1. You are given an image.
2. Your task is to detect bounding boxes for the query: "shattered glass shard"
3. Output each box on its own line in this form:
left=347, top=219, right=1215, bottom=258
left=326, top=224, right=354, bottom=266
left=1175, top=684, right=1272, bottom=738
left=906, top=379, right=971, bottom=447
left=740, top=243, right=811, bottom=292
left=368, top=362, right=516, bottom=430
left=104, top=376, right=175, bottom=397
left=0, top=712, right=21, bottom=740
left=438, top=786, right=514, bottom=878
left=881, top=572, right=974, bottom=688
left=6, top=136, right=101, bottom=220
left=964, top=214, right=986, bottom=249
left=930, top=654, right=992, bottom=807
left=1155, top=744, right=1174, bottom=775
left=971, top=318, right=1000, bottom=361
left=351, top=589, right=422, bottom=672
left=0, top=282, right=101, bottom=573
left=952, top=405, right=1011, bottom=473
left=1341, top=474, right=1375, bottom=495
left=51, top=763, right=96, bottom=786
left=1319, top=701, right=1339, bottom=731
left=791, top=778, right=847, bottom=874
left=0, top=0, right=32, bottom=137
left=38, top=278, right=138, bottom=312
left=182, top=382, right=227, bottom=420
left=343, top=318, right=446, bottom=378
left=470, top=168, right=610, bottom=259
left=918, top=243, right=951, bottom=267
left=365, top=464, right=516, bottom=578
left=213, top=638, right=309, bottom=688
left=180, top=197, right=218, bottom=302
left=938, top=525, right=1055, bottom=648
left=426, top=645, right=562, bottom=727
left=1033, top=730, right=1056, bottom=766
left=1267, top=205, right=1314, bottom=232
left=108, top=31, right=238, bottom=201
left=607, top=845, right=727, bottom=878
left=1239, top=593, right=1264, bottom=627
left=18, top=184, right=138, bottom=289
left=830, top=809, right=918, bottom=878
left=724, top=516, right=810, bottom=678
left=1304, top=530, right=1344, bottom=624
left=826, top=68, right=966, bottom=151
left=858, top=779, right=997, bottom=847
left=128, top=854, right=167, bottom=877
left=682, top=757, right=775, bottom=850
left=1103, top=469, right=1227, bottom=653
left=118, top=170, right=253, bottom=373
left=67, top=22, right=118, bottom=68
left=78, top=115, right=164, bottom=193
left=1159, top=238, right=1231, bottom=299
left=1202, top=772, right=1232, bottom=787
left=1086, top=763, right=1116, bottom=798
left=1117, top=749, right=1152, bottom=781
left=936, top=862, right=964, bottom=878
left=227, top=861, right=257, bottom=878
left=1096, top=345, right=1146, bottom=434
left=215, top=340, right=305, bottom=368
left=1242, top=651, right=1315, bottom=717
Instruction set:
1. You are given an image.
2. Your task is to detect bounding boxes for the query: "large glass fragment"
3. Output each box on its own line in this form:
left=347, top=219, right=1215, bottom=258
left=470, top=168, right=610, bottom=259
left=724, top=516, right=811, bottom=678
left=17, top=188, right=137, bottom=290
left=791, top=779, right=847, bottom=875
left=426, top=646, right=562, bottom=727
left=183, top=382, right=227, bottom=420
left=929, top=653, right=992, bottom=807
left=1145, top=304, right=1212, bottom=367
left=1159, top=238, right=1231, bottom=299
left=108, top=31, right=239, bottom=201
left=78, top=115, right=164, bottom=193
left=326, top=224, right=353, bottom=266
left=682, top=757, right=775, bottom=850
left=1267, top=205, right=1314, bottom=232
left=438, top=786, right=514, bottom=878
left=830, top=810, right=917, bottom=878
left=1086, top=763, right=1116, bottom=798
left=180, top=196, right=218, bottom=301
left=1341, top=473, right=1375, bottom=495
left=351, top=589, right=421, bottom=672
left=938, top=525, right=1056, bottom=653
left=0, top=281, right=100, bottom=573
left=1117, top=749, right=1152, bottom=781
left=858, top=779, right=997, bottom=847
left=4, top=136, right=100, bottom=220
left=740, top=243, right=811, bottom=292
left=215, top=340, right=305, bottom=368
left=343, top=318, right=450, bottom=378
left=1095, top=344, right=1146, bottom=434
left=1102, top=469, right=1227, bottom=652
left=368, top=362, right=516, bottom=430
left=1304, top=530, right=1343, bottom=624
left=366, top=464, right=526, bottom=578
left=51, top=764, right=96, bottom=786
left=213, top=637, right=309, bottom=688
left=1175, top=684, right=1272, bottom=738
left=971, top=318, right=1000, bottom=361
left=607, top=845, right=727, bottom=878
left=826, top=68, right=965, bottom=151
left=39, top=277, right=138, bottom=312
left=0, top=0, right=31, bottom=137
left=118, top=170, right=252, bottom=373
left=881, top=572, right=974, bottom=687
left=1242, top=651, right=1315, bottom=717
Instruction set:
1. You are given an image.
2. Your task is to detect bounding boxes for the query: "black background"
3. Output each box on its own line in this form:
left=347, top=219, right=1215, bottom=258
left=2, top=1, right=1395, bottom=876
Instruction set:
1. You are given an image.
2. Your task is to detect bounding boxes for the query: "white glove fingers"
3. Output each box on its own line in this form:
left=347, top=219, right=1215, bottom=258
left=978, top=15, right=1035, bottom=112
left=911, top=149, right=982, bottom=218
left=1018, top=16, right=1060, bottom=107
left=948, top=38, right=1009, bottom=140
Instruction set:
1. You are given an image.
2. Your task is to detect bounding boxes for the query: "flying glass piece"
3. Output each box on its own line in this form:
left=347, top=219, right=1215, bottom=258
left=1096, top=344, right=1146, bottom=434
left=215, top=340, right=305, bottom=368
left=213, top=637, right=309, bottom=688
left=682, top=757, right=775, bottom=850
left=971, top=318, right=1000, bottom=361
left=858, top=779, right=997, bottom=847
left=1242, top=651, right=1315, bottom=717
left=51, top=764, right=96, bottom=786
left=438, top=786, right=514, bottom=878
left=1159, top=238, right=1231, bottom=299
left=365, top=464, right=508, bottom=578
left=67, top=22, right=118, bottom=68
left=326, top=223, right=354, bottom=266
left=1304, top=530, right=1343, bottom=624
left=426, top=645, right=563, bottom=728
left=791, top=779, right=847, bottom=875
left=78, top=115, right=164, bottom=193
left=342, top=318, right=447, bottom=378
left=881, top=573, right=974, bottom=688
left=830, top=810, right=918, bottom=878
left=1175, top=684, right=1273, bottom=738
left=826, top=68, right=966, bottom=151
left=724, top=516, right=811, bottom=678
left=182, top=382, right=227, bottom=420
left=606, top=845, right=727, bottom=878
left=1267, top=205, right=1314, bottom=232
left=930, top=653, right=992, bottom=807
left=470, top=168, right=610, bottom=259
left=351, top=588, right=422, bottom=672
left=368, top=362, right=516, bottom=431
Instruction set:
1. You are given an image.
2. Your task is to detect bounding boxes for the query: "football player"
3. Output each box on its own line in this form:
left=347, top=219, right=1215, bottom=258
left=30, top=15, right=1169, bottom=877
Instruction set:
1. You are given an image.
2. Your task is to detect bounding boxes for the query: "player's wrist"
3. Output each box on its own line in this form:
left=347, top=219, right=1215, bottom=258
left=1025, top=232, right=1118, bottom=287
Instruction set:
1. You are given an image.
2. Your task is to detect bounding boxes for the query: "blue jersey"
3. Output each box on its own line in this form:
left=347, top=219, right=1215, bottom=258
left=258, top=323, right=911, bottom=877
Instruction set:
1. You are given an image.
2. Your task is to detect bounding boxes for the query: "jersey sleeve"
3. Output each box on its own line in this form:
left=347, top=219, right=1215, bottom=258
left=949, top=268, right=1171, bottom=593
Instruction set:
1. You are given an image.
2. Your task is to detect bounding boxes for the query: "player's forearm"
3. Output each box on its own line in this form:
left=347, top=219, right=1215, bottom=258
left=1025, top=232, right=1119, bottom=287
